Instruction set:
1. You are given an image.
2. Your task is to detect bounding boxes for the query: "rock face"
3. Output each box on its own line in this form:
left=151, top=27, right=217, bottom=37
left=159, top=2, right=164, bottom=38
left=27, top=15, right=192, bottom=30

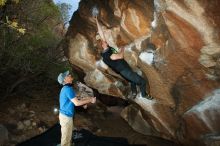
left=64, top=0, right=220, bottom=145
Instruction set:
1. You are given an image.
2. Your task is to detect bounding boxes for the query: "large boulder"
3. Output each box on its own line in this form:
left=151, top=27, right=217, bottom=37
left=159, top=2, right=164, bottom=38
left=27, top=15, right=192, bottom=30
left=64, top=0, right=220, bottom=145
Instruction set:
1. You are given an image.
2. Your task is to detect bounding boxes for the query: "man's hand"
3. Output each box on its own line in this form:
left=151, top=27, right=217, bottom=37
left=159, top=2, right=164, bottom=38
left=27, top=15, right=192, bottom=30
left=83, top=104, right=88, bottom=109
left=91, top=97, right=96, bottom=104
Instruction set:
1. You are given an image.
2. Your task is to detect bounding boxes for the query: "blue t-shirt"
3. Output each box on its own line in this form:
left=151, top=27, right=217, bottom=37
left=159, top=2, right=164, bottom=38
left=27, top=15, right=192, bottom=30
left=59, top=84, right=76, bottom=117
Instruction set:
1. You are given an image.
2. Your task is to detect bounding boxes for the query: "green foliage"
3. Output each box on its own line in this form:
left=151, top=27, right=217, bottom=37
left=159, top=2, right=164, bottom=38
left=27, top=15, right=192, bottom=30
left=1, top=1, right=25, bottom=34
left=0, top=0, right=20, bottom=6
left=0, top=0, right=73, bottom=96
left=5, top=16, right=26, bottom=34
left=0, top=0, right=7, bottom=6
left=12, top=0, right=19, bottom=4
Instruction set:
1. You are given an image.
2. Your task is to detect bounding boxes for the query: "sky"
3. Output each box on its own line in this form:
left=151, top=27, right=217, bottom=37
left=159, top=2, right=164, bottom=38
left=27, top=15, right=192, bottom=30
left=53, top=0, right=81, bottom=19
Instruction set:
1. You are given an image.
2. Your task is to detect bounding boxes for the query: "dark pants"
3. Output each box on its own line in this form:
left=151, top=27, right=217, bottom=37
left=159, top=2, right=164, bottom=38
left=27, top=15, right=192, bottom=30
left=120, top=68, right=147, bottom=96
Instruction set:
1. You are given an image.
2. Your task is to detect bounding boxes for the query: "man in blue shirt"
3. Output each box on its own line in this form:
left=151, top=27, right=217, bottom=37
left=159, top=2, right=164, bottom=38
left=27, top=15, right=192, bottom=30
left=57, top=70, right=96, bottom=146
left=100, top=41, right=153, bottom=100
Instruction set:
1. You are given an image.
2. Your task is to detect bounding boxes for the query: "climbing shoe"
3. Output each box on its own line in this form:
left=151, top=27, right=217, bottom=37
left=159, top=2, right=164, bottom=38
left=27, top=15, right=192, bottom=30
left=145, top=93, right=153, bottom=100
left=132, top=91, right=137, bottom=97
left=140, top=92, right=153, bottom=100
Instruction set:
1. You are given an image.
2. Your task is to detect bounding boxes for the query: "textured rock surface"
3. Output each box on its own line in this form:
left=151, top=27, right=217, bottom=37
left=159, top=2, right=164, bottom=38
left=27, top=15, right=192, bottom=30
left=64, top=0, right=220, bottom=145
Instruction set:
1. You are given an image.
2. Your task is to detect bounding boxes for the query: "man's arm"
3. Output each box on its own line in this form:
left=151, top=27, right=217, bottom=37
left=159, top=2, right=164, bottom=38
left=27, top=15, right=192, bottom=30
left=110, top=47, right=125, bottom=60
left=95, top=17, right=106, bottom=41
left=71, top=97, right=96, bottom=106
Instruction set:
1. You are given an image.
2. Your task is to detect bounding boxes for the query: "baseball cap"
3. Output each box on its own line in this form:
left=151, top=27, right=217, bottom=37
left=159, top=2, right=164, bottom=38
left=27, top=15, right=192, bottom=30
left=57, top=70, right=69, bottom=85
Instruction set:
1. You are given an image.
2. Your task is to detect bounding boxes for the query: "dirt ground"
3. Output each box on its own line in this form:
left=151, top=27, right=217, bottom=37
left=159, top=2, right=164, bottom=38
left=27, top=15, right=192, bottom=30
left=0, top=87, right=179, bottom=146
